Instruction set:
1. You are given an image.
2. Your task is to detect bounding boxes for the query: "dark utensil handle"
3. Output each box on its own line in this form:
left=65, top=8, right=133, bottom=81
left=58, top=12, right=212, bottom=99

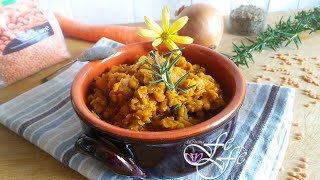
left=75, top=134, right=145, bottom=178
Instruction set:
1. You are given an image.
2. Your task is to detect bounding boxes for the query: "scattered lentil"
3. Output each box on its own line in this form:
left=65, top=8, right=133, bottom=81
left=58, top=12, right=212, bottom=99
left=288, top=172, right=297, bottom=177
left=293, top=122, right=301, bottom=127
left=296, top=136, right=303, bottom=140
left=300, top=162, right=309, bottom=169
left=302, top=74, right=320, bottom=86
left=295, top=167, right=302, bottom=173
left=301, top=157, right=309, bottom=162
left=296, top=132, right=305, bottom=137
left=255, top=78, right=261, bottom=83
left=300, top=172, right=310, bottom=178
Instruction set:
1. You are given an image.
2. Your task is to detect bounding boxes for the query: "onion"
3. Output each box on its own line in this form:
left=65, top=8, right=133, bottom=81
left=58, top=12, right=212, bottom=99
left=175, top=4, right=224, bottom=49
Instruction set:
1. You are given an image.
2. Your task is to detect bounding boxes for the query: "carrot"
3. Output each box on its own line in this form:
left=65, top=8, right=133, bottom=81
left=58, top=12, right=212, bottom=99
left=54, top=13, right=153, bottom=44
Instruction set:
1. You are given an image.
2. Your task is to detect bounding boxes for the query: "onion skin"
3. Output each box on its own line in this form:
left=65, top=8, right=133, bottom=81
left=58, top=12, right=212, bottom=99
left=176, top=4, right=224, bottom=49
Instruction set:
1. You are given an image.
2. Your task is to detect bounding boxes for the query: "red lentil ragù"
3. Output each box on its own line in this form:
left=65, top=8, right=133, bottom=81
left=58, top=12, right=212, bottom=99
left=87, top=52, right=226, bottom=131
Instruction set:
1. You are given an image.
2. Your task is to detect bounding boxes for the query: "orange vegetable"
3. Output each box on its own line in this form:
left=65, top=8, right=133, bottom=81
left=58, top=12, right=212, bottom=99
left=54, top=13, right=153, bottom=44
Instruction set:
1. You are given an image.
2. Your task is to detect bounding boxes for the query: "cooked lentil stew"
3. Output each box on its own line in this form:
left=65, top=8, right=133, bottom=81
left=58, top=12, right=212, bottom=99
left=87, top=51, right=226, bottom=131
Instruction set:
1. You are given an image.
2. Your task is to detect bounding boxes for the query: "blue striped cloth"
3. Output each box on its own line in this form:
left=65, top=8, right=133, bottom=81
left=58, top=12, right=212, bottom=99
left=0, top=38, right=295, bottom=180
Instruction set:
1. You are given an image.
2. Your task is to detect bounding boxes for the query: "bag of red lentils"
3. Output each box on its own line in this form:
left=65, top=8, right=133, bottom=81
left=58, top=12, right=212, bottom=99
left=0, top=0, right=70, bottom=87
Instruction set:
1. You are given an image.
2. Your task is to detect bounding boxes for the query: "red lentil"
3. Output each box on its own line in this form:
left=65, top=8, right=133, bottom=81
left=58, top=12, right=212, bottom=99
left=300, top=163, right=308, bottom=169
left=300, top=172, right=310, bottom=178
left=288, top=172, right=297, bottom=177
left=302, top=74, right=320, bottom=86
left=296, top=132, right=305, bottom=137
left=301, top=157, right=309, bottom=162
left=0, top=0, right=70, bottom=87
left=293, top=122, right=301, bottom=127
left=295, top=167, right=302, bottom=173
left=296, top=136, right=303, bottom=140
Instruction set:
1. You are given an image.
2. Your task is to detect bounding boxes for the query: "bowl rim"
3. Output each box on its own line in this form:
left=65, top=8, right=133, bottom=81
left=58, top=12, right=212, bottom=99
left=71, top=42, right=246, bottom=142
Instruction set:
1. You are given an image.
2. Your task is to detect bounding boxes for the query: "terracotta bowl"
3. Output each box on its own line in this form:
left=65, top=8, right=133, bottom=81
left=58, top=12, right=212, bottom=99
left=71, top=42, right=246, bottom=178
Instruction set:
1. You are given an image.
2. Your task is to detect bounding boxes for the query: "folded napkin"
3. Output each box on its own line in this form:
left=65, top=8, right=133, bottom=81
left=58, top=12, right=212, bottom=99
left=0, top=38, right=295, bottom=180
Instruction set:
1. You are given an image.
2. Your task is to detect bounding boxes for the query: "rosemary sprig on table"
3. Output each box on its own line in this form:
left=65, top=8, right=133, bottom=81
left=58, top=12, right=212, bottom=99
left=223, top=7, right=320, bottom=67
left=139, top=48, right=196, bottom=94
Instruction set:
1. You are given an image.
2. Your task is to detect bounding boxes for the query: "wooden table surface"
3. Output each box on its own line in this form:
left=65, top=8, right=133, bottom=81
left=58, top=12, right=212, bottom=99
left=0, top=11, right=319, bottom=179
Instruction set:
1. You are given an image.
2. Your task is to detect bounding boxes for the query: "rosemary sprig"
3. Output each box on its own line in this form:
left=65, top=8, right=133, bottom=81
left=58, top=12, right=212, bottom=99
left=141, top=48, right=196, bottom=94
left=223, top=7, right=320, bottom=67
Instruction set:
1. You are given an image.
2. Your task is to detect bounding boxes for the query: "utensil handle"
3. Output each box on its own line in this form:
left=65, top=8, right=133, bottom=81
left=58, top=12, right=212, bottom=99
left=42, top=59, right=77, bottom=82
left=75, top=134, right=145, bottom=178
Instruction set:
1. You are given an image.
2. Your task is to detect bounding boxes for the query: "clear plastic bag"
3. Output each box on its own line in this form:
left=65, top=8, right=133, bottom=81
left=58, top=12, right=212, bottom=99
left=0, top=0, right=70, bottom=87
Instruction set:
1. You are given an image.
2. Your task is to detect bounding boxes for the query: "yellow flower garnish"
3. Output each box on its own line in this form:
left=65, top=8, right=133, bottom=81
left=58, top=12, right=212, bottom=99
left=138, top=6, right=193, bottom=51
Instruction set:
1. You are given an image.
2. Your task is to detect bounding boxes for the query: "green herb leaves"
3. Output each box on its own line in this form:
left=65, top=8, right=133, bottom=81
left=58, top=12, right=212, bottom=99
left=224, top=7, right=320, bottom=67
left=140, top=48, right=196, bottom=94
